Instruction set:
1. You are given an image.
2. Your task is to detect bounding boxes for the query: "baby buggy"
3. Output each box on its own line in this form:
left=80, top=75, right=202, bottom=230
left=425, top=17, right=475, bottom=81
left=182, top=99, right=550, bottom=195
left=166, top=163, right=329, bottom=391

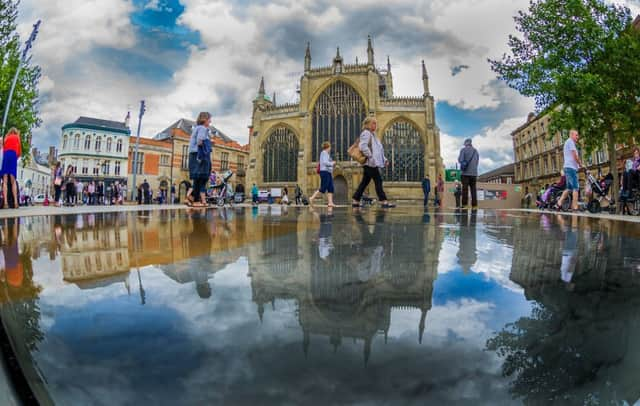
left=586, top=172, right=615, bottom=213
left=207, top=170, right=235, bottom=207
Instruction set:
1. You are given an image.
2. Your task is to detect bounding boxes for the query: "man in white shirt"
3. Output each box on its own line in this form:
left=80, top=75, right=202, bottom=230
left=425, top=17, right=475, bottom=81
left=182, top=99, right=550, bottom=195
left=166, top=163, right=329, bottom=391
left=557, top=130, right=582, bottom=211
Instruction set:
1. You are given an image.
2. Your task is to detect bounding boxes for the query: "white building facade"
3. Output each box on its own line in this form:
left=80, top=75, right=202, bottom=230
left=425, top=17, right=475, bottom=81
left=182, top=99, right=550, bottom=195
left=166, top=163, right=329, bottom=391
left=58, top=117, right=131, bottom=189
left=17, top=157, right=51, bottom=197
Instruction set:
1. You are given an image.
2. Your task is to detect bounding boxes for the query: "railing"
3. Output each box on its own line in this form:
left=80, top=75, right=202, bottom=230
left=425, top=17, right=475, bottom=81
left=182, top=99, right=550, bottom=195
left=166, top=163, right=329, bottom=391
left=380, top=96, right=424, bottom=107
left=264, top=103, right=300, bottom=115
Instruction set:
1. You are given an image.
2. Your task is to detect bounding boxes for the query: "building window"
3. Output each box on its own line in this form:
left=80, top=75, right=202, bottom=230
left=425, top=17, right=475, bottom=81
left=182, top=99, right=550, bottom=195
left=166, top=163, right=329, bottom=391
left=382, top=120, right=424, bottom=182
left=84, top=135, right=91, bottom=150
left=221, top=152, right=229, bottom=170
left=93, top=160, right=100, bottom=176
left=95, top=136, right=102, bottom=152
left=63, top=135, right=68, bottom=149
left=103, top=160, right=110, bottom=175
left=106, top=138, right=113, bottom=153
left=82, top=159, right=88, bottom=175
left=74, top=134, right=81, bottom=149
left=115, top=161, right=121, bottom=176
left=160, top=155, right=169, bottom=166
left=134, top=152, right=144, bottom=175
left=263, top=127, right=298, bottom=183
left=312, top=80, right=366, bottom=161
left=238, top=156, right=245, bottom=171
left=181, top=146, right=189, bottom=169
left=116, top=139, right=123, bottom=153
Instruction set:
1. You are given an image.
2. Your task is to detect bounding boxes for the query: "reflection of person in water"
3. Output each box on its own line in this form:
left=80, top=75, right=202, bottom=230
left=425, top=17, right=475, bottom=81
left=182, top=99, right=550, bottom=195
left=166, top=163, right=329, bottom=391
left=457, top=210, right=478, bottom=273
left=353, top=211, right=387, bottom=282
left=317, top=210, right=334, bottom=260
left=558, top=215, right=578, bottom=289
left=188, top=209, right=213, bottom=299
left=2, top=218, right=22, bottom=289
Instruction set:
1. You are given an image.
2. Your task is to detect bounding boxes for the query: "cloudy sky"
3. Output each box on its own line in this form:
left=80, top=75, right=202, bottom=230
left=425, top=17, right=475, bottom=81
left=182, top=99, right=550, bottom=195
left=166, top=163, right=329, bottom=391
left=15, top=0, right=640, bottom=172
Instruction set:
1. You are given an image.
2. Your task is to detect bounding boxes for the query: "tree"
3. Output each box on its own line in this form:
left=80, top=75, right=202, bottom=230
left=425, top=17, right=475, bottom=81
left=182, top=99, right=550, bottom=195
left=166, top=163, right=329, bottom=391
left=490, top=0, right=640, bottom=210
left=0, top=0, right=42, bottom=163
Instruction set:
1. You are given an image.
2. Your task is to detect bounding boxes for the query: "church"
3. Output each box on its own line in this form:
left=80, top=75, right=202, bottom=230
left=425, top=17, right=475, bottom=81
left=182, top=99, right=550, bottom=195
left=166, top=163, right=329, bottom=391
left=247, top=37, right=444, bottom=203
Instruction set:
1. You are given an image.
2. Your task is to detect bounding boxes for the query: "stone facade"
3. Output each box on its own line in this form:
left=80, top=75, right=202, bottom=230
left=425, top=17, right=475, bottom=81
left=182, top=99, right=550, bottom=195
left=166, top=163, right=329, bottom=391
left=247, top=38, right=444, bottom=203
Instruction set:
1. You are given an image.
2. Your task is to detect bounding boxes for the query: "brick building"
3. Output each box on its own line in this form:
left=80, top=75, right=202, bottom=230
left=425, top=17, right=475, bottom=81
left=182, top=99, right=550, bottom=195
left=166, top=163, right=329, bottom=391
left=127, top=138, right=173, bottom=198
left=478, top=163, right=515, bottom=184
left=153, top=119, right=249, bottom=201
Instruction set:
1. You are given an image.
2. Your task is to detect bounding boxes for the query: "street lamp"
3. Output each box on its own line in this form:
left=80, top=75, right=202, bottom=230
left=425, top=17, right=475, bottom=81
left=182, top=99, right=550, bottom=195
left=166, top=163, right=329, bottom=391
left=131, top=100, right=146, bottom=201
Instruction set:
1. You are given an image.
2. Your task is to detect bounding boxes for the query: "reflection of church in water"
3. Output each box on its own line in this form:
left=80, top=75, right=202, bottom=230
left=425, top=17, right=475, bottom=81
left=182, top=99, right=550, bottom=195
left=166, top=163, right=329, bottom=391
left=247, top=212, right=443, bottom=362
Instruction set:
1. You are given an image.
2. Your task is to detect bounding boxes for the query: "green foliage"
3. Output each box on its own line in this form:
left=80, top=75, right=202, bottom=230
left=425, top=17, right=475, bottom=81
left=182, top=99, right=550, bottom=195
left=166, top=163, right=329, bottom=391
left=0, top=0, right=42, bottom=163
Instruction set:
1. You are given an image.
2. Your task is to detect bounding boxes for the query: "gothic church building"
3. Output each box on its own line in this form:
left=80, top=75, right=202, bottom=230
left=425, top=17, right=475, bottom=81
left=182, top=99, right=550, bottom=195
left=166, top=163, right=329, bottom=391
left=247, top=37, right=444, bottom=202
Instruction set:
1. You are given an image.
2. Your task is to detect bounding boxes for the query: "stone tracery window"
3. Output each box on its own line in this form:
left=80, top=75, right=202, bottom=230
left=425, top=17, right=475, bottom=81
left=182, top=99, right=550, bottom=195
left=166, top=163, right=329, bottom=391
left=262, top=127, right=298, bottom=183
left=312, top=81, right=366, bottom=162
left=382, top=121, right=424, bottom=182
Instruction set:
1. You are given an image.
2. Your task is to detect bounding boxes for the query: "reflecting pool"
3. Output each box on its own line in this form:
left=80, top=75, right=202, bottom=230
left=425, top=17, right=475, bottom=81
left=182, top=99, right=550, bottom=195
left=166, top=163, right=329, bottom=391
left=2, top=207, right=640, bottom=405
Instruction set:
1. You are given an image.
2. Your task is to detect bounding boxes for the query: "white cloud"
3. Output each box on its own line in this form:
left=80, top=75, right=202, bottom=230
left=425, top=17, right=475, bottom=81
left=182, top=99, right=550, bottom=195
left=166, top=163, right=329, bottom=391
left=441, top=117, right=524, bottom=171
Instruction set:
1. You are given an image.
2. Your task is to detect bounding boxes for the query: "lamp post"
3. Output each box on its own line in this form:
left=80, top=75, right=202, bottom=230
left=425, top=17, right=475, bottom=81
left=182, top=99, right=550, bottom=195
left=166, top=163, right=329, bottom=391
left=130, top=100, right=146, bottom=201
left=1, top=20, right=41, bottom=138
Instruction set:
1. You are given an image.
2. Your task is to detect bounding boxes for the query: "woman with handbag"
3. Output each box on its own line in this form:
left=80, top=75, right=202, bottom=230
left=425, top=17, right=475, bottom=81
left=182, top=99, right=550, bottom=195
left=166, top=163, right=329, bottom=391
left=309, top=141, right=336, bottom=207
left=52, top=161, right=63, bottom=207
left=187, top=112, right=212, bottom=207
left=351, top=117, right=395, bottom=208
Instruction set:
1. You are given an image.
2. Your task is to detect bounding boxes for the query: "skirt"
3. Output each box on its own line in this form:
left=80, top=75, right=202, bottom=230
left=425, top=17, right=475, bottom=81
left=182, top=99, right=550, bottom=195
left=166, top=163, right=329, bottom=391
left=1, top=150, right=18, bottom=178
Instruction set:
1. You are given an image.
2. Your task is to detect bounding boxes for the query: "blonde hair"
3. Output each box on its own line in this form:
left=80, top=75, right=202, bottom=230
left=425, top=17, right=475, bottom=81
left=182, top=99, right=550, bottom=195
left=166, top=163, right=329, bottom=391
left=196, top=112, right=211, bottom=126
left=322, top=141, right=331, bottom=150
left=6, top=127, right=20, bottom=137
left=362, top=116, right=377, bottom=131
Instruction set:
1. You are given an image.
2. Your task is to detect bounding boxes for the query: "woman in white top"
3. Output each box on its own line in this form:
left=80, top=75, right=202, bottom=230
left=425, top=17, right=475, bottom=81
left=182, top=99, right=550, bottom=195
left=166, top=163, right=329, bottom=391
left=309, top=141, right=336, bottom=207
left=352, top=116, right=395, bottom=208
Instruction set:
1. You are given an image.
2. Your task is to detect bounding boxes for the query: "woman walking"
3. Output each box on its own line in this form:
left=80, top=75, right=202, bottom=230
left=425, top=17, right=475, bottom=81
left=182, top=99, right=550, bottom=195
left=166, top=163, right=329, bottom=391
left=64, top=165, right=76, bottom=206
left=187, top=112, right=212, bottom=207
left=352, top=117, right=395, bottom=208
left=309, top=142, right=337, bottom=207
left=52, top=161, right=63, bottom=207
left=1, top=128, right=21, bottom=209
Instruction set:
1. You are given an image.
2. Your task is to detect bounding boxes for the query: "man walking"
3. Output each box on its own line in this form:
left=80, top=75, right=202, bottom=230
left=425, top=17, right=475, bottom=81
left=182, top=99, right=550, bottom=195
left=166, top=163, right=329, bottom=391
left=421, top=174, right=431, bottom=208
left=556, top=130, right=582, bottom=212
left=458, top=138, right=479, bottom=209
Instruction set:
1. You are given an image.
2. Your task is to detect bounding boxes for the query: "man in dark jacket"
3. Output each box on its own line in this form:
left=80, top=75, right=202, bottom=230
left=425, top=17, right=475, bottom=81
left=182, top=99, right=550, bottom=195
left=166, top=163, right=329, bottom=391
left=458, top=138, right=479, bottom=208
left=421, top=175, right=431, bottom=208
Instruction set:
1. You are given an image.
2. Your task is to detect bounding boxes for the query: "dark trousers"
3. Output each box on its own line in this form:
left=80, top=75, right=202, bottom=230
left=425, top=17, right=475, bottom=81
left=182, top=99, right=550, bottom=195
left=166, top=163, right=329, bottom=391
left=461, top=175, right=478, bottom=207
left=455, top=193, right=461, bottom=208
left=353, top=166, right=387, bottom=202
left=54, top=185, right=62, bottom=202
left=65, top=183, right=75, bottom=205
left=423, top=192, right=430, bottom=207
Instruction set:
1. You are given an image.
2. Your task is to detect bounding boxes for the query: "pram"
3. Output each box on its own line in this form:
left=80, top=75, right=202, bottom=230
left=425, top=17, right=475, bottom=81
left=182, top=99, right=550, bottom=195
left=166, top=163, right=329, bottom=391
left=586, top=172, right=615, bottom=213
left=206, top=170, right=235, bottom=207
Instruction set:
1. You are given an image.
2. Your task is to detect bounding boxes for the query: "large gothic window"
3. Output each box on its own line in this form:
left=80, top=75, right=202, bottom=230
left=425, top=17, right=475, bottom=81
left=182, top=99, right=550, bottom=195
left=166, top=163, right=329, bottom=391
left=382, top=121, right=424, bottom=182
left=263, top=127, right=298, bottom=183
left=312, top=81, right=366, bottom=162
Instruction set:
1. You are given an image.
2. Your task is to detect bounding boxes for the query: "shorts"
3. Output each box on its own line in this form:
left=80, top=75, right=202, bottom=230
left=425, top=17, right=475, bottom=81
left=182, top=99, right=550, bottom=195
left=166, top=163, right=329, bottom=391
left=565, top=167, right=579, bottom=191
left=319, top=171, right=334, bottom=194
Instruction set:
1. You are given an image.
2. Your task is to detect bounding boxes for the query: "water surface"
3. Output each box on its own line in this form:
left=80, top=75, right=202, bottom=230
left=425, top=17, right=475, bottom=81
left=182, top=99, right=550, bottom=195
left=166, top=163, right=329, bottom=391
left=1, top=207, right=640, bottom=405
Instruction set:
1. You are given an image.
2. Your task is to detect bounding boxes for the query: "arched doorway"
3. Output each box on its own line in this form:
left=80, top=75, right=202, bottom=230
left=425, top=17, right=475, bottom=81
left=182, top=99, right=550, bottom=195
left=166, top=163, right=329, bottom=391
left=333, top=175, right=348, bottom=205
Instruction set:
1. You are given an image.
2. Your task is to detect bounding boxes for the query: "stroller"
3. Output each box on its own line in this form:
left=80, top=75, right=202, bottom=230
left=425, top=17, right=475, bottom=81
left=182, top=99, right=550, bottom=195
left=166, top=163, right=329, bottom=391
left=207, top=170, right=235, bottom=207
left=586, top=172, right=615, bottom=213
